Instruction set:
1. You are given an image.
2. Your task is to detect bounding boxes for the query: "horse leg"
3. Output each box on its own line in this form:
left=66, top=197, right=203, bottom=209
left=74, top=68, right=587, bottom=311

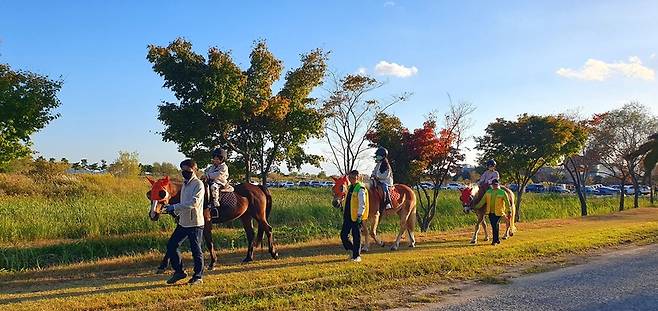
left=156, top=253, right=169, bottom=274
left=482, top=215, right=489, bottom=241
left=259, top=220, right=278, bottom=259
left=203, top=221, right=216, bottom=270
left=391, top=212, right=407, bottom=251
left=361, top=219, right=370, bottom=252
left=471, top=212, right=482, bottom=244
left=370, top=212, right=385, bottom=247
left=502, top=214, right=511, bottom=240
left=406, top=207, right=417, bottom=248
left=240, top=215, right=255, bottom=263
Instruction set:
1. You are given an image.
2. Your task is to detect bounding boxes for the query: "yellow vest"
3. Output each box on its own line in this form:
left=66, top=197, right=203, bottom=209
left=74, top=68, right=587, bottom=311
left=476, top=188, right=510, bottom=216
left=349, top=182, right=369, bottom=221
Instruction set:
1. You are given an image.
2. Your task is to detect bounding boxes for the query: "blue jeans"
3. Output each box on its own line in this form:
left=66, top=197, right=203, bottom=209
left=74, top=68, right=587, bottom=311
left=167, top=225, right=204, bottom=279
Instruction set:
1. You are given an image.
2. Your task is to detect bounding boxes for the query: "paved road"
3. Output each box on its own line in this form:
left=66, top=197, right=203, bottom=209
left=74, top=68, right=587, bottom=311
left=414, top=244, right=658, bottom=311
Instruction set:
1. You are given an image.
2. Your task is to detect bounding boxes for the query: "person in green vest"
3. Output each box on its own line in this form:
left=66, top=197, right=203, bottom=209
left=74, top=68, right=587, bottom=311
left=340, top=170, right=369, bottom=262
left=474, top=178, right=510, bottom=245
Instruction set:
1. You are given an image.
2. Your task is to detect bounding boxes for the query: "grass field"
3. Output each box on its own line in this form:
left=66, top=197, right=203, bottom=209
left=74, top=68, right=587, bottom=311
left=0, top=174, right=650, bottom=271
left=1, top=208, right=657, bottom=310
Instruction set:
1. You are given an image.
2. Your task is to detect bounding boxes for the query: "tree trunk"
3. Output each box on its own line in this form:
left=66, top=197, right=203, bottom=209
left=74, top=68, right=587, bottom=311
left=619, top=179, right=625, bottom=211
left=650, top=174, right=655, bottom=205
left=244, top=151, right=252, bottom=183
left=576, top=186, right=587, bottom=216
left=515, top=189, right=523, bottom=222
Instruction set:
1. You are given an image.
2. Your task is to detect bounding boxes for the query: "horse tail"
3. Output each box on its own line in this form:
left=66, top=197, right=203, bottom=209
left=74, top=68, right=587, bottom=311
left=259, top=185, right=273, bottom=220
left=256, top=185, right=272, bottom=248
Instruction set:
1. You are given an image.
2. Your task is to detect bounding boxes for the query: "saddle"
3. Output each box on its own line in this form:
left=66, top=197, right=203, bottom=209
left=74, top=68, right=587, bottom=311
left=371, top=180, right=401, bottom=210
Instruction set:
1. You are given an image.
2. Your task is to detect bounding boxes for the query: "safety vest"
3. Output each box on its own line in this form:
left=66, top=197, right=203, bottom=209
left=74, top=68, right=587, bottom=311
left=349, top=182, right=369, bottom=221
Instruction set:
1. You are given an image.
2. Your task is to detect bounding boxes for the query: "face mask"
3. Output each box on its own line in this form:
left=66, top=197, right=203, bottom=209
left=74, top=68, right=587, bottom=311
left=181, top=170, right=194, bottom=180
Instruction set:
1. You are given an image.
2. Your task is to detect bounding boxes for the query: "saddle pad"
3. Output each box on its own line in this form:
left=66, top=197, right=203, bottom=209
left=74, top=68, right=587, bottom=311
left=211, top=192, right=238, bottom=221
left=390, top=187, right=401, bottom=203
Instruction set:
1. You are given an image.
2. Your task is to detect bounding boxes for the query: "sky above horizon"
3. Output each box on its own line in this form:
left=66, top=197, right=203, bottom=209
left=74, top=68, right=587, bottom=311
left=2, top=1, right=657, bottom=175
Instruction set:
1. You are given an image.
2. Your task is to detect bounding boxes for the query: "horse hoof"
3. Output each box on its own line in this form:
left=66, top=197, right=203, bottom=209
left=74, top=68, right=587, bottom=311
left=379, top=242, right=385, bottom=247
left=155, top=268, right=166, bottom=274
left=502, top=236, right=508, bottom=240
left=510, top=233, right=514, bottom=237
left=361, top=247, right=369, bottom=252
left=271, top=252, right=279, bottom=260
left=390, top=245, right=399, bottom=251
left=484, top=237, right=490, bottom=241
left=470, top=240, right=477, bottom=244
left=408, top=243, right=415, bottom=248
left=242, top=257, right=253, bottom=263
left=207, top=264, right=215, bottom=271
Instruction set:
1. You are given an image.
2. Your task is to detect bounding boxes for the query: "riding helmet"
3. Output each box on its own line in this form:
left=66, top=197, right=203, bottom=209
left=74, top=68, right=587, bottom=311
left=486, top=159, right=496, bottom=167
left=375, top=147, right=388, bottom=158
left=212, top=148, right=227, bottom=161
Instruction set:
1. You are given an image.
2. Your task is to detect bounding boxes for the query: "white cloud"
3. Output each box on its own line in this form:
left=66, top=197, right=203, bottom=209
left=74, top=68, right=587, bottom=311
left=374, top=60, right=418, bottom=78
left=651, top=53, right=656, bottom=60
left=384, top=1, right=395, bottom=7
left=556, top=56, right=655, bottom=81
left=356, top=67, right=367, bottom=75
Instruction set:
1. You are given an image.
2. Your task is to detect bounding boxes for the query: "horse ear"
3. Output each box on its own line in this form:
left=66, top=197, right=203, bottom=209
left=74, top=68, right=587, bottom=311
left=146, top=176, right=155, bottom=185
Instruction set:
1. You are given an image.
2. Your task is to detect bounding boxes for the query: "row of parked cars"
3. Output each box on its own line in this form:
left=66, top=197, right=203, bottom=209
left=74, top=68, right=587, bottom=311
left=266, top=180, right=335, bottom=188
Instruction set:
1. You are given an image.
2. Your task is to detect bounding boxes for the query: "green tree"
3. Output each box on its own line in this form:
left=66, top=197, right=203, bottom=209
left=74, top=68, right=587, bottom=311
left=477, top=114, right=587, bottom=221
left=0, top=63, right=62, bottom=169
left=152, top=161, right=179, bottom=177
left=147, top=38, right=328, bottom=184
left=108, top=151, right=140, bottom=177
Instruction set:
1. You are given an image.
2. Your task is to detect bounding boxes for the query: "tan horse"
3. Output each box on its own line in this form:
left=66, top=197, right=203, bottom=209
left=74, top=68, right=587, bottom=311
left=331, top=175, right=417, bottom=251
left=459, top=183, right=517, bottom=244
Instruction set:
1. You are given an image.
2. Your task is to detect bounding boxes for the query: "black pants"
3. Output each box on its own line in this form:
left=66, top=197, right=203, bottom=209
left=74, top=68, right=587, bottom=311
left=340, top=219, right=361, bottom=259
left=488, top=213, right=501, bottom=243
left=167, top=225, right=204, bottom=279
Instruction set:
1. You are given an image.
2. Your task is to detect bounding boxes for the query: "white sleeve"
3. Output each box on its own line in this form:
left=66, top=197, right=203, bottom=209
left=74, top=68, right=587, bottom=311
left=357, top=188, right=366, bottom=217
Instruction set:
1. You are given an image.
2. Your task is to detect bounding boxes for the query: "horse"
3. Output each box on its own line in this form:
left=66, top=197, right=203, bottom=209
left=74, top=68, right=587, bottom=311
left=459, top=183, right=517, bottom=244
left=146, top=176, right=278, bottom=273
left=331, top=175, right=417, bottom=251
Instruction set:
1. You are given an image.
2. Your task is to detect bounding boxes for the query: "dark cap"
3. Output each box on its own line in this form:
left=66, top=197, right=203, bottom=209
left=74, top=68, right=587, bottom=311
left=348, top=170, right=359, bottom=176
left=491, top=179, right=500, bottom=185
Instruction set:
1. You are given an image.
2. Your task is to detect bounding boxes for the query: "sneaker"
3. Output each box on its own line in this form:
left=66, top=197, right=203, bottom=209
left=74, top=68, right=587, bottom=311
left=166, top=271, right=188, bottom=284
left=352, top=256, right=362, bottom=262
left=187, top=277, right=203, bottom=285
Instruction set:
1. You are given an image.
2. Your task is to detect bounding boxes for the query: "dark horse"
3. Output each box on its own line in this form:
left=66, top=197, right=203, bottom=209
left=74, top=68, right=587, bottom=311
left=146, top=176, right=278, bottom=272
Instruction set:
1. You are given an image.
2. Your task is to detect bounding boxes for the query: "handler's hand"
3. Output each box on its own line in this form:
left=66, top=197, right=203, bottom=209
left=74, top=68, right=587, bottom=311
left=165, top=205, right=175, bottom=214
left=356, top=217, right=363, bottom=226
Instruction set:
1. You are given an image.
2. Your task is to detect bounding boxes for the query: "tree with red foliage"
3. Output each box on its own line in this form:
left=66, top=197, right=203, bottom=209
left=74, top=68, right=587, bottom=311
left=367, top=101, right=474, bottom=231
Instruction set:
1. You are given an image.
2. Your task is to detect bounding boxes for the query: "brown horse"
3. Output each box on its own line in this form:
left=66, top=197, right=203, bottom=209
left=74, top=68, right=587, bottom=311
left=146, top=176, right=278, bottom=272
left=459, top=183, right=517, bottom=244
left=331, top=175, right=417, bottom=251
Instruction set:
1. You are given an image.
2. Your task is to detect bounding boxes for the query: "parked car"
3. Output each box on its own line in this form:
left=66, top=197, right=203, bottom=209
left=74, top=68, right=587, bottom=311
left=582, top=186, right=598, bottom=195
left=445, top=182, right=465, bottom=190
left=508, top=184, right=519, bottom=192
left=310, top=181, right=324, bottom=187
left=548, top=185, right=570, bottom=193
left=595, top=186, right=620, bottom=195
left=526, top=183, right=546, bottom=193
left=625, top=185, right=651, bottom=195
left=281, top=181, right=295, bottom=188
left=298, top=181, right=311, bottom=187
left=418, top=182, right=434, bottom=189
left=322, top=181, right=335, bottom=187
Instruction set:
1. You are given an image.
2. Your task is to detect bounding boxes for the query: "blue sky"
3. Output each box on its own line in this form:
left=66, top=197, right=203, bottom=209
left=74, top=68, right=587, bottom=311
left=1, top=1, right=657, bottom=174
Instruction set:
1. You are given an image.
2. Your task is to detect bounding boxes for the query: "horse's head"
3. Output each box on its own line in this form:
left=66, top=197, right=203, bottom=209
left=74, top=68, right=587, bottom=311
left=146, top=176, right=176, bottom=221
left=331, top=175, right=350, bottom=209
left=460, top=185, right=478, bottom=213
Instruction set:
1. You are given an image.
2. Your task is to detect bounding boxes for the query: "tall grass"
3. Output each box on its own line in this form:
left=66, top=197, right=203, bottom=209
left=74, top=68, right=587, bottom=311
left=0, top=173, right=650, bottom=270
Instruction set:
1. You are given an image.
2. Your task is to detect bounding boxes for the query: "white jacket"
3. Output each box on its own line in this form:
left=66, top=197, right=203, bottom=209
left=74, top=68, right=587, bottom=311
left=479, top=170, right=500, bottom=185
left=204, top=163, right=229, bottom=186
left=372, top=162, right=394, bottom=185
left=173, top=175, right=205, bottom=227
